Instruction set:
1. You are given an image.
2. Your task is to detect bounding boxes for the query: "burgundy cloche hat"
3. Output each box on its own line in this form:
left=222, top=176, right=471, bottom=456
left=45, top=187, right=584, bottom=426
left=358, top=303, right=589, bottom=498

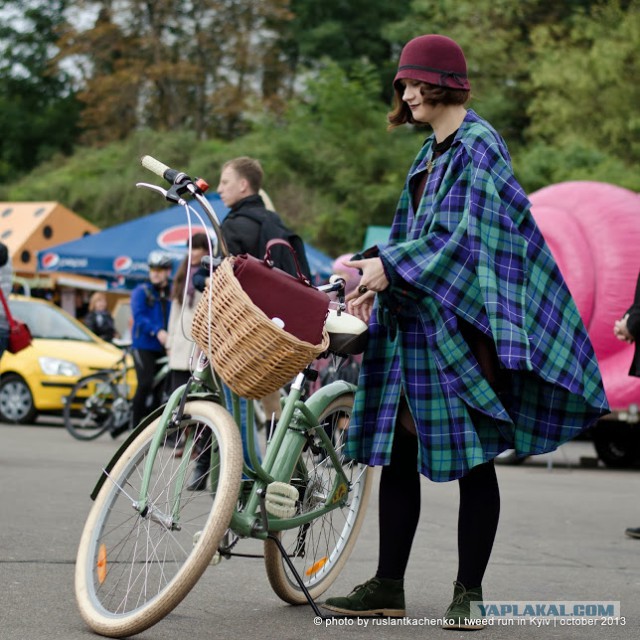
left=394, top=34, right=470, bottom=91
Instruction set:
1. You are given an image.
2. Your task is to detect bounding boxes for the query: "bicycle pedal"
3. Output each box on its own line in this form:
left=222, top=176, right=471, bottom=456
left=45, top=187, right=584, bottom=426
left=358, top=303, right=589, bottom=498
left=265, top=481, right=298, bottom=519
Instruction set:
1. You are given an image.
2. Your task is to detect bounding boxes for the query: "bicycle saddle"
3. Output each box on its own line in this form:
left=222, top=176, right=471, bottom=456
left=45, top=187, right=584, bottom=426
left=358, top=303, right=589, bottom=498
left=324, top=308, right=368, bottom=355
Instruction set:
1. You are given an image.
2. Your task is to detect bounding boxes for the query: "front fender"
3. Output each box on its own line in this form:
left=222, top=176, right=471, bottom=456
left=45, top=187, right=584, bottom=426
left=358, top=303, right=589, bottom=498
left=304, top=379, right=356, bottom=418
left=89, top=392, right=218, bottom=500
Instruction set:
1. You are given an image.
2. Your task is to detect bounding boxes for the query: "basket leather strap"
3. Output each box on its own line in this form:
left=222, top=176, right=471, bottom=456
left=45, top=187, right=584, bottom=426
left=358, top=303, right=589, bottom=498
left=263, top=238, right=310, bottom=285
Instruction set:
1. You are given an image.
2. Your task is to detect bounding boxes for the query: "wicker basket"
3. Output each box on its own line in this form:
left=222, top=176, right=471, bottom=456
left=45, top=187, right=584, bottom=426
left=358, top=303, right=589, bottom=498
left=192, top=258, right=330, bottom=399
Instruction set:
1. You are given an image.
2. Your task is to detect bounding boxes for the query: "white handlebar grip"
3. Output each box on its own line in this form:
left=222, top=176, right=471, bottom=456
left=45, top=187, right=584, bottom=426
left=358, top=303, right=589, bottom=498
left=141, top=155, right=170, bottom=178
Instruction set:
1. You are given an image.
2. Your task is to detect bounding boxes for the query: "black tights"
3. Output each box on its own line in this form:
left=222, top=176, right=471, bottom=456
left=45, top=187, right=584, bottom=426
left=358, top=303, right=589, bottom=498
left=376, top=427, right=500, bottom=587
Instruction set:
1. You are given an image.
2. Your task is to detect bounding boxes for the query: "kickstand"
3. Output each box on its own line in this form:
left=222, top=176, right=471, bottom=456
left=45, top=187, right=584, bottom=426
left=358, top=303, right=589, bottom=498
left=264, top=532, right=380, bottom=621
left=266, top=533, right=327, bottom=618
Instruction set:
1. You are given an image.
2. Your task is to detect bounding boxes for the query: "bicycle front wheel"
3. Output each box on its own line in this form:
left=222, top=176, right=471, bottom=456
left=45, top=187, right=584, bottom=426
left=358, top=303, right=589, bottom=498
left=264, top=392, right=373, bottom=603
left=75, top=400, right=243, bottom=637
left=64, top=374, right=120, bottom=440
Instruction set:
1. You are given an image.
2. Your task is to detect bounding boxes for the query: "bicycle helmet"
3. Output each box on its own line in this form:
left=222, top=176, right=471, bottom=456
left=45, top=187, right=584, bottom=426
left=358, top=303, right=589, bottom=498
left=147, top=251, right=173, bottom=269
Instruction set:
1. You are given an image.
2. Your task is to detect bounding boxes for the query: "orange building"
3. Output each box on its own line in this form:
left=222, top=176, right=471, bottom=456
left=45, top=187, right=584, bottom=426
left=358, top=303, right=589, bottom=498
left=0, top=201, right=111, bottom=316
left=0, top=201, right=99, bottom=276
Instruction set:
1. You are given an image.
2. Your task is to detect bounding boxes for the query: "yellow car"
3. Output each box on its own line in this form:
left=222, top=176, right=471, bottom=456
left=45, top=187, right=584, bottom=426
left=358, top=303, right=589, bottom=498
left=0, top=295, right=133, bottom=424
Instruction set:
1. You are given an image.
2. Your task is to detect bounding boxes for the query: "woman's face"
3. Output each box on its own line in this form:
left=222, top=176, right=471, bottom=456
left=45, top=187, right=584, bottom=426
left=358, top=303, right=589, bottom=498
left=400, top=79, right=438, bottom=124
left=190, top=247, right=207, bottom=267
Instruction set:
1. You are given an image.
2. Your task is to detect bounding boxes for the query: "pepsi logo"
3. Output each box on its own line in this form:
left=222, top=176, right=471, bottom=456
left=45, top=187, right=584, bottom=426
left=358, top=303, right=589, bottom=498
left=157, top=225, right=208, bottom=251
left=113, top=256, right=133, bottom=272
left=41, top=253, right=60, bottom=269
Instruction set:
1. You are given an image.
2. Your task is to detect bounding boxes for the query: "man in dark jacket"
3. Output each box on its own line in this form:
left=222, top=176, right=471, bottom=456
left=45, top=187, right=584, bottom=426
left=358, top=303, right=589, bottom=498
left=188, top=157, right=287, bottom=489
left=613, top=270, right=640, bottom=539
left=217, top=156, right=311, bottom=279
left=217, top=156, right=266, bottom=255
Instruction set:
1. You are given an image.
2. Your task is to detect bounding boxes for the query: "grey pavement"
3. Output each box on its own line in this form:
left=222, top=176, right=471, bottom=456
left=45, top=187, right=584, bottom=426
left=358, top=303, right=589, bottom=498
left=0, top=419, right=638, bottom=640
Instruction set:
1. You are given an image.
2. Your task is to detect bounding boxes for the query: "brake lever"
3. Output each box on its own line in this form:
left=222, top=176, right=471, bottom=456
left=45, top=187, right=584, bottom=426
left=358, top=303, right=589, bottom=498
left=135, top=182, right=185, bottom=205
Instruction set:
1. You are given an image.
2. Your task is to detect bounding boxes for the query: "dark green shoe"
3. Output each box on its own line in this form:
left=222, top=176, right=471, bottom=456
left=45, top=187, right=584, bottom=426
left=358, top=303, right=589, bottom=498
left=323, top=577, right=405, bottom=617
left=442, top=581, right=486, bottom=630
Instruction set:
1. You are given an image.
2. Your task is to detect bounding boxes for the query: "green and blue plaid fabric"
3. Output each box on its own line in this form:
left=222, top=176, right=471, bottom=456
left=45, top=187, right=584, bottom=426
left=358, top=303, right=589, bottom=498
left=346, top=110, right=609, bottom=482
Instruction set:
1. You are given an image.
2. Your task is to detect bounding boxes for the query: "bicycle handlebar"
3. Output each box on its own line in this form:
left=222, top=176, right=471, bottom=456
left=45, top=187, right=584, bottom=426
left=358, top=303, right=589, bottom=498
left=139, top=155, right=229, bottom=257
left=317, top=276, right=345, bottom=295
left=141, top=155, right=179, bottom=183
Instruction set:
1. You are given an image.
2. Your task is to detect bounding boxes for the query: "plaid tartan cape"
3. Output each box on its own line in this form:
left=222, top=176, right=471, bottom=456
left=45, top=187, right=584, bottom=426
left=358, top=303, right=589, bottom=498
left=346, top=110, right=609, bottom=482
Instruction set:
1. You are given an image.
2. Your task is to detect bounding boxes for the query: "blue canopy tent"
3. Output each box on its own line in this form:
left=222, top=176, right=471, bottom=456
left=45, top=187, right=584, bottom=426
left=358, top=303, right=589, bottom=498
left=37, top=194, right=334, bottom=288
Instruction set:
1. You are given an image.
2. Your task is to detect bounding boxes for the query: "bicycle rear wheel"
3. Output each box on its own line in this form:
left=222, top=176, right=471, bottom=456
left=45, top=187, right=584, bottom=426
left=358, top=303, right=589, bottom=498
left=264, top=392, right=373, bottom=603
left=75, top=400, right=243, bottom=637
left=64, top=374, right=120, bottom=440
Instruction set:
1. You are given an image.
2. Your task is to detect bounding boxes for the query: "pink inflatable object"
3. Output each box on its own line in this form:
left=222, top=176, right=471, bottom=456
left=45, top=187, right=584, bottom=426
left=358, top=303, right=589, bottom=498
left=530, top=181, right=640, bottom=409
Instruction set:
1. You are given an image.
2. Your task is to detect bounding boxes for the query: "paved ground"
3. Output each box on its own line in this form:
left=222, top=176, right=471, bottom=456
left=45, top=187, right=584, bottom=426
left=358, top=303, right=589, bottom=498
left=0, top=419, right=637, bottom=639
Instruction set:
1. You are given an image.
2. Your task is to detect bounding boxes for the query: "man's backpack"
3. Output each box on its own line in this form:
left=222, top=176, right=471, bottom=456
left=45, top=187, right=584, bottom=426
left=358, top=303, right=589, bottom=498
left=236, top=209, right=312, bottom=281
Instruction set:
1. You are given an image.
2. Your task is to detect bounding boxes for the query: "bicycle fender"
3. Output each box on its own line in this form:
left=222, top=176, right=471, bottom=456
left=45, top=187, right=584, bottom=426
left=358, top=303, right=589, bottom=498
left=89, top=392, right=218, bottom=501
left=303, top=379, right=356, bottom=418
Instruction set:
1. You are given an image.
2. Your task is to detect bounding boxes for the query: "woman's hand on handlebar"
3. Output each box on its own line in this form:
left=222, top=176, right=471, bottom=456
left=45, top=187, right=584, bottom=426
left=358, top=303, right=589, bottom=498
left=346, top=288, right=375, bottom=323
left=343, top=257, right=388, bottom=324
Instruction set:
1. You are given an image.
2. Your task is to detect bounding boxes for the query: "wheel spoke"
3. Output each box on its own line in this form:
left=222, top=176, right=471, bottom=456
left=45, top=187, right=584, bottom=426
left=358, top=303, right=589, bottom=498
left=75, top=401, right=243, bottom=636
left=264, top=393, right=372, bottom=603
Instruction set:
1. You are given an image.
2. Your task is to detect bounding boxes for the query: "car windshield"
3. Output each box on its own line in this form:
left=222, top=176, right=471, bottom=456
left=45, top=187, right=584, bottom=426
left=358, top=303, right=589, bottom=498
left=9, top=299, right=94, bottom=342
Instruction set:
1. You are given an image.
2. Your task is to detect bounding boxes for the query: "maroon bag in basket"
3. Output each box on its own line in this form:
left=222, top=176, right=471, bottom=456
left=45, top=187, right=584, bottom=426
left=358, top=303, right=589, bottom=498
left=232, top=239, right=329, bottom=345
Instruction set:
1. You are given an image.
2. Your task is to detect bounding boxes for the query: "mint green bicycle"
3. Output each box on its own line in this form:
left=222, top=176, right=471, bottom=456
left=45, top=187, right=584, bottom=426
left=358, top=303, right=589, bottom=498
left=74, top=158, right=372, bottom=638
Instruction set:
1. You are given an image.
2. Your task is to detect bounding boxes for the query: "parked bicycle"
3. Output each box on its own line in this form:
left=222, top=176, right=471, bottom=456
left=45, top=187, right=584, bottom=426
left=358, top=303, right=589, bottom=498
left=63, top=341, right=169, bottom=440
left=74, top=158, right=372, bottom=637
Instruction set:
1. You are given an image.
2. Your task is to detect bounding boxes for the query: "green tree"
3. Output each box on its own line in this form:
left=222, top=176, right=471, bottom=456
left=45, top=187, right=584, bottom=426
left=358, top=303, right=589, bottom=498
left=521, top=0, right=640, bottom=190
left=0, top=0, right=80, bottom=180
left=384, top=0, right=605, bottom=145
left=55, top=0, right=294, bottom=144
left=283, top=0, right=405, bottom=99
left=237, top=61, right=420, bottom=252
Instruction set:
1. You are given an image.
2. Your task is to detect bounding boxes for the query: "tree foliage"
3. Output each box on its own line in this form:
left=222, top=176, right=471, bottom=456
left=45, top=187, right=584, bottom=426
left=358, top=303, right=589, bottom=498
left=520, top=0, right=640, bottom=190
left=1, top=0, right=639, bottom=256
left=55, top=0, right=294, bottom=143
left=0, top=0, right=80, bottom=179
left=283, top=0, right=405, bottom=100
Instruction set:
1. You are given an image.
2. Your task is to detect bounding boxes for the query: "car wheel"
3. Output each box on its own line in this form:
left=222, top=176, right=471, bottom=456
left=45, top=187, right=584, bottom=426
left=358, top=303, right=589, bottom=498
left=0, top=374, right=37, bottom=424
left=592, top=420, right=640, bottom=469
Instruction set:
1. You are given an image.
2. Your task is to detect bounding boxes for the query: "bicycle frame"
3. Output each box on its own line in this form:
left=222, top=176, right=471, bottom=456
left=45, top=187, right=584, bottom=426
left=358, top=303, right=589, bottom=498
left=125, top=158, right=358, bottom=529
left=93, top=346, right=358, bottom=539
left=75, top=158, right=372, bottom=637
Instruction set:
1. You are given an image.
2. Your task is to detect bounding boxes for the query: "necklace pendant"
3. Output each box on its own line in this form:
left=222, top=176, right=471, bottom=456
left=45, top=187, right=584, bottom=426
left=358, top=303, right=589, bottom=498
left=426, top=159, right=434, bottom=174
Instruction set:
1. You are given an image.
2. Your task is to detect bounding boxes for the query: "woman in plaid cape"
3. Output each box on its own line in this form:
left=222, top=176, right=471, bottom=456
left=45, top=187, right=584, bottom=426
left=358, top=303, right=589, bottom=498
left=323, top=34, right=609, bottom=628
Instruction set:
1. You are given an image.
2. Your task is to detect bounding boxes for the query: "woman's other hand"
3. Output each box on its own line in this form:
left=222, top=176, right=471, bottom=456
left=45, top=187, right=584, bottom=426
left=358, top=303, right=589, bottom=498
left=613, top=314, right=634, bottom=343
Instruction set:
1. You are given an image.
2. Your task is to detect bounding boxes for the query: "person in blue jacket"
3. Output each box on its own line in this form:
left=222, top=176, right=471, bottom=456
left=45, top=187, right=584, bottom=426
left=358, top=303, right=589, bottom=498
left=112, top=251, right=172, bottom=436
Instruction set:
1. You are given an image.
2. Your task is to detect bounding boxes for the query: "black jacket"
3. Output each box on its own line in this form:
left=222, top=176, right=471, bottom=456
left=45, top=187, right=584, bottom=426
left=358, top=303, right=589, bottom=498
left=625, top=271, right=640, bottom=376
left=84, top=310, right=116, bottom=342
left=221, top=194, right=267, bottom=258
